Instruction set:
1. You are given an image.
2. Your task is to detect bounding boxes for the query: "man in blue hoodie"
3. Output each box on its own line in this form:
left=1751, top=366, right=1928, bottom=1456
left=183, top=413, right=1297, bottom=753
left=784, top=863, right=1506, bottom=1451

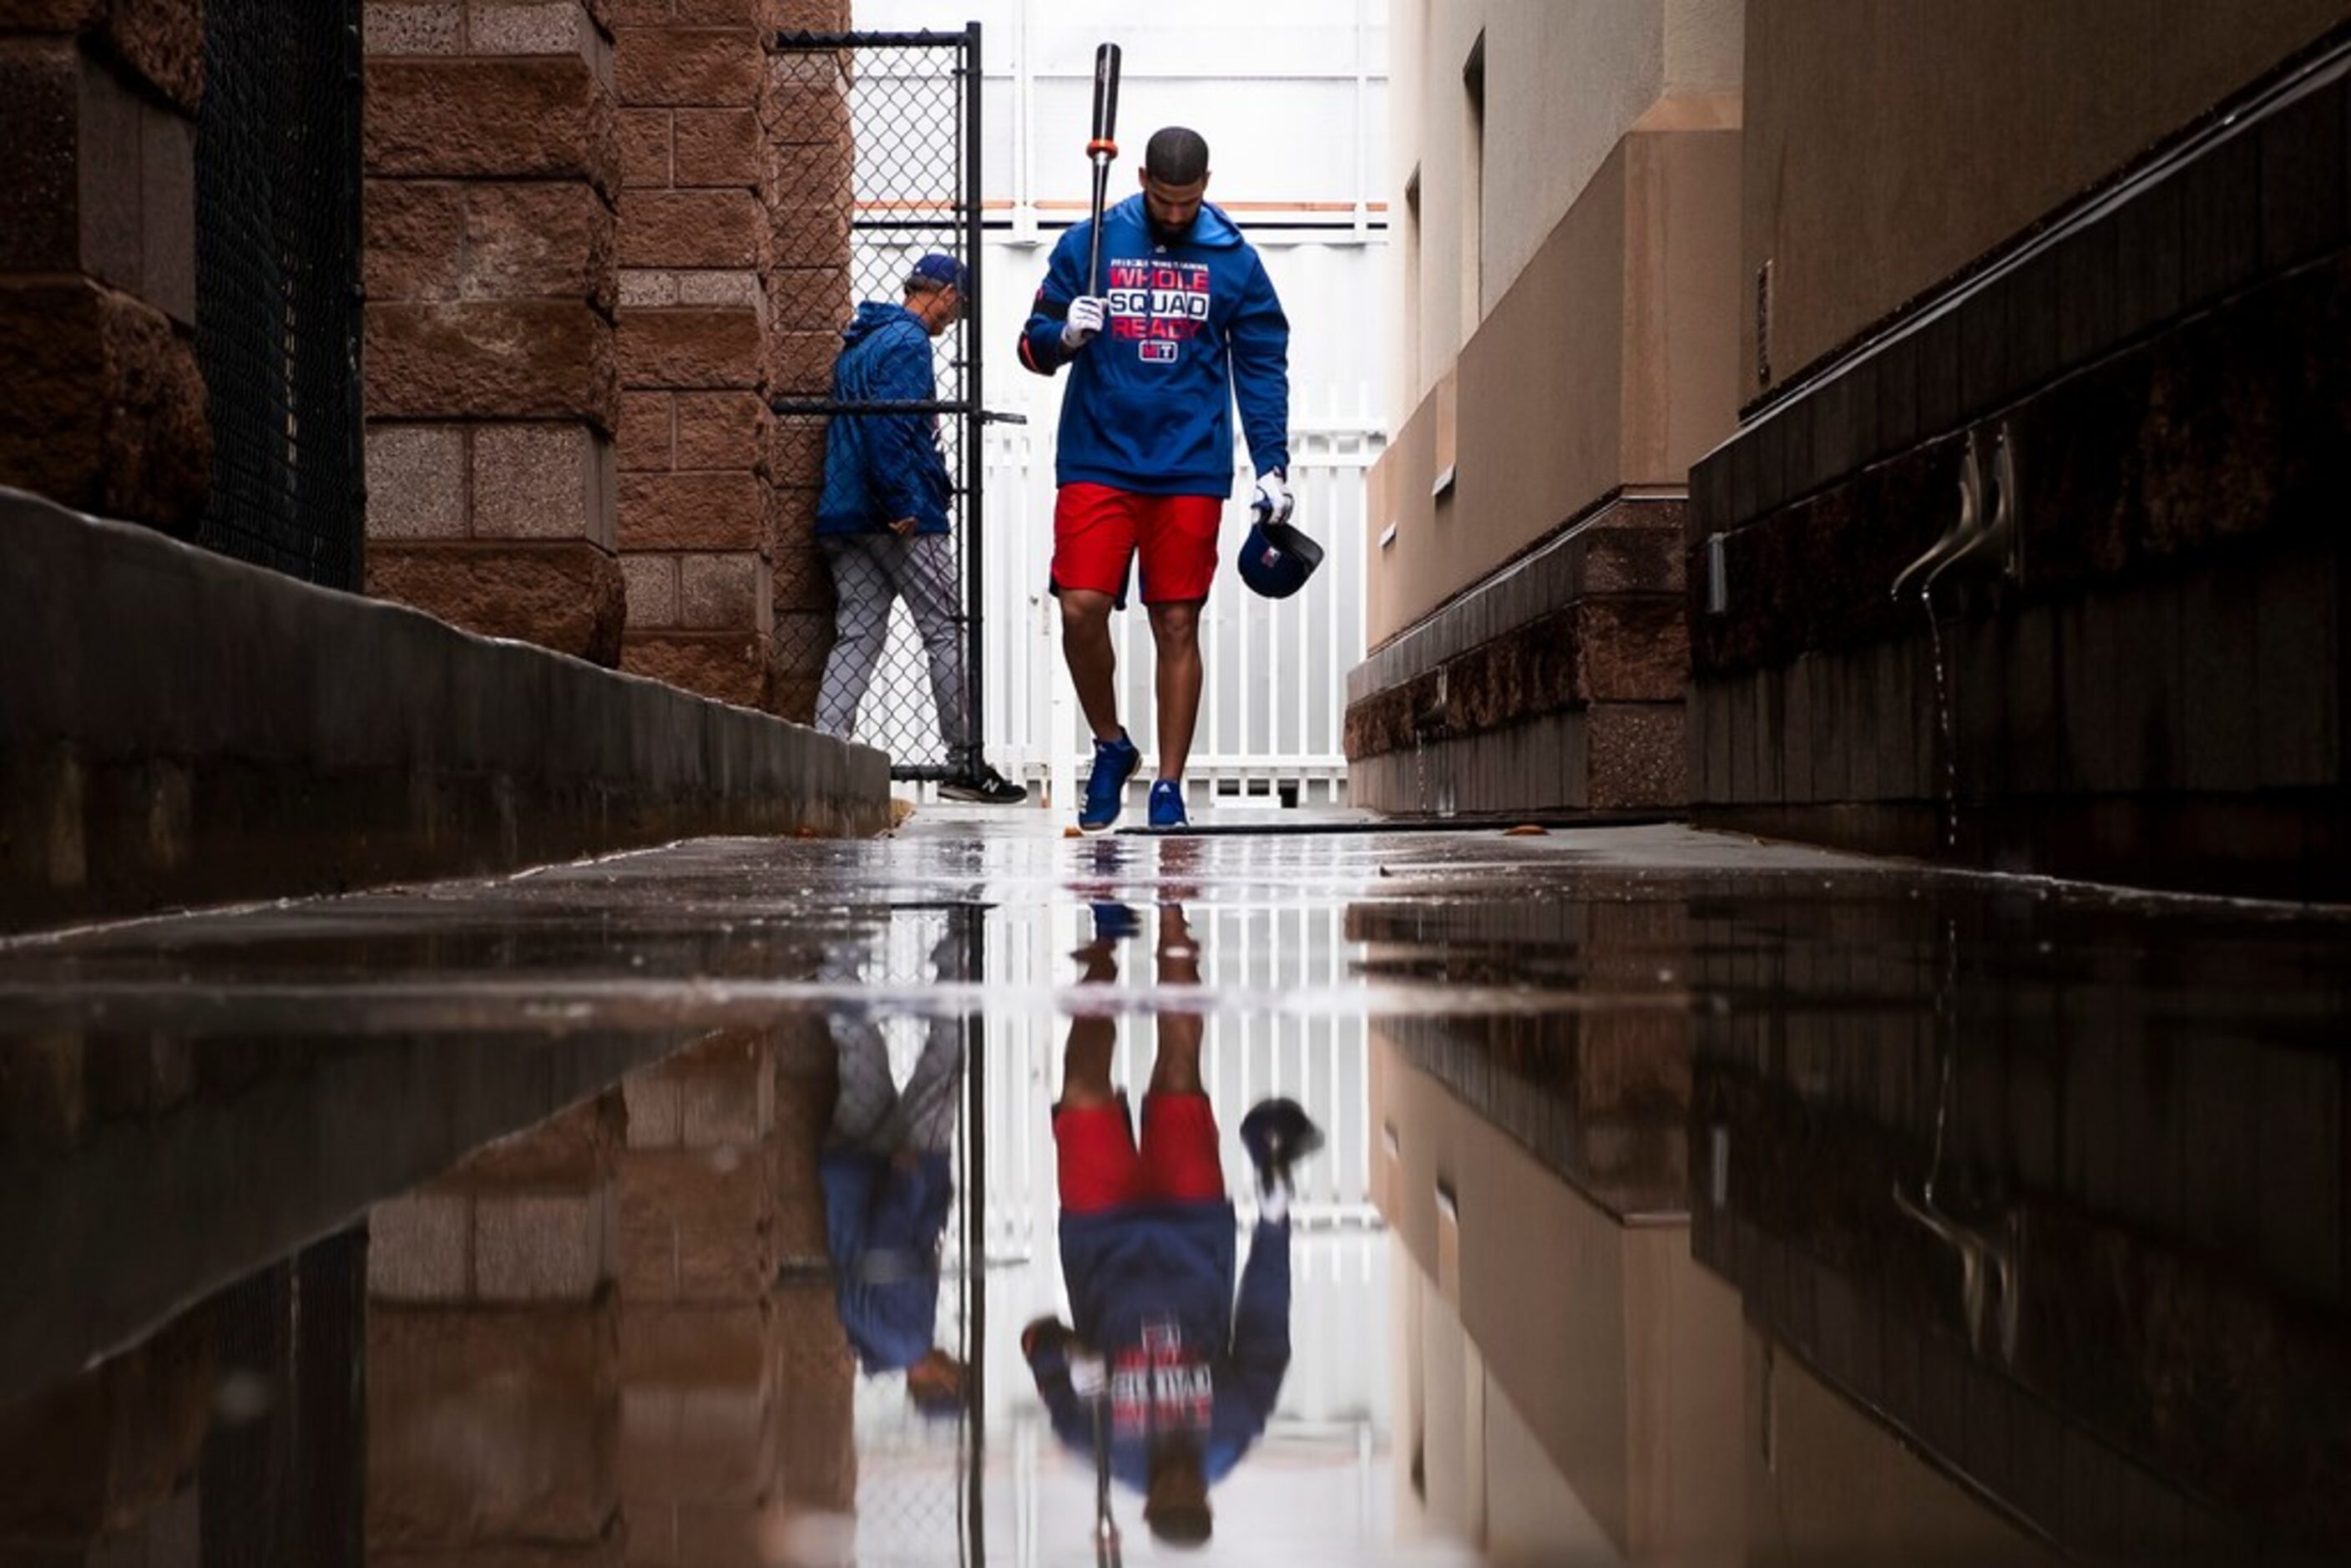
left=1021, top=903, right=1322, bottom=1550
left=1018, top=128, right=1293, bottom=832
left=817, top=252, right=1024, bottom=805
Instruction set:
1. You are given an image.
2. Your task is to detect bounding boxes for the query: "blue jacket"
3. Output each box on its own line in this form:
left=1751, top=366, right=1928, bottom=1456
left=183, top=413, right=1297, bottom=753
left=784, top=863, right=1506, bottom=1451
left=819, top=1146, right=954, bottom=1373
left=1024, top=1205, right=1291, bottom=1491
left=817, top=301, right=953, bottom=536
left=1018, top=195, right=1290, bottom=495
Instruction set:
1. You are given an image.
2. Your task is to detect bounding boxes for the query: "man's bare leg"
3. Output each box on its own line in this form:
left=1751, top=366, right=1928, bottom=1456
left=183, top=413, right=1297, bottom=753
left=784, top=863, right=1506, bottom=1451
left=1145, top=600, right=1203, bottom=781
left=1059, top=589, right=1125, bottom=742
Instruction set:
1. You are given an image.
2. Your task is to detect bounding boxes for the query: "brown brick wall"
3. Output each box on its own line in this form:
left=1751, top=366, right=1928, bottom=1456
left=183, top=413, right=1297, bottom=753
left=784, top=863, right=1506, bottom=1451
left=0, top=9, right=209, bottom=531
left=611, top=3, right=847, bottom=716
left=362, top=3, right=627, bottom=665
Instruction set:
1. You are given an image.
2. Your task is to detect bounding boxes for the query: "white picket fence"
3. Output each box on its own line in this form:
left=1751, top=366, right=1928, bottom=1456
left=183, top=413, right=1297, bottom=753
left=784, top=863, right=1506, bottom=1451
left=963, top=390, right=1383, bottom=816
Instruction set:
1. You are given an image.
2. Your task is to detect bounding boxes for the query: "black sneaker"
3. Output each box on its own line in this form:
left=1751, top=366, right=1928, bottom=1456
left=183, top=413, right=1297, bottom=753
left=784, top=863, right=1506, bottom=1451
left=940, top=763, right=1028, bottom=805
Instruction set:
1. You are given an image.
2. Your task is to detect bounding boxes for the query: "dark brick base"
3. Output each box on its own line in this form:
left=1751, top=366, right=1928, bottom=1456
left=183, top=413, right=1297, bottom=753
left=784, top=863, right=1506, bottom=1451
left=1348, top=492, right=1690, bottom=814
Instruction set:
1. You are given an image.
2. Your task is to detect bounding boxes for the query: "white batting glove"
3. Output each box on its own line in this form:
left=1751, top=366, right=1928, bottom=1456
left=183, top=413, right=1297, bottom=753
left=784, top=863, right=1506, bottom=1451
left=1069, top=1350, right=1108, bottom=1399
left=1061, top=296, right=1107, bottom=349
left=1251, top=469, right=1293, bottom=526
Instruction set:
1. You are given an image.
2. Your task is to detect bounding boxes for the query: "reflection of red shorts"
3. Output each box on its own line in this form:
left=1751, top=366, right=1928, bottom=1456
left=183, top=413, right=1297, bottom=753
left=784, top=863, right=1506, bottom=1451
left=1054, top=1092, right=1226, bottom=1213
left=1051, top=483, right=1223, bottom=607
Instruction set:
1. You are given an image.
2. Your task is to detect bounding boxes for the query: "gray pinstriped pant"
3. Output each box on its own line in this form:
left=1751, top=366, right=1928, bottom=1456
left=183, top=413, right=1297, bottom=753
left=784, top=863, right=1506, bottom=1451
left=815, top=532, right=969, bottom=755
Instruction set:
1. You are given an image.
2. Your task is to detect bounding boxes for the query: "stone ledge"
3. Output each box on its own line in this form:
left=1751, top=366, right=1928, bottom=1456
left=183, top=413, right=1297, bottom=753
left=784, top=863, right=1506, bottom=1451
left=0, top=486, right=889, bottom=932
left=1347, top=491, right=1687, bottom=708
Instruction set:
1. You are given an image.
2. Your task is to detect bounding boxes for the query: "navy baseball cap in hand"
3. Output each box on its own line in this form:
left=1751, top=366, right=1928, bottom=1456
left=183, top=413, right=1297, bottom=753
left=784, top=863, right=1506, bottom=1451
left=909, top=252, right=968, bottom=292
left=1237, top=520, right=1323, bottom=599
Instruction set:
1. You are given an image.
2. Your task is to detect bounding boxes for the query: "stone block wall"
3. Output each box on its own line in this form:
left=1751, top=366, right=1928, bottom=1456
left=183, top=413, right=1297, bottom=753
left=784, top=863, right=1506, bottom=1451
left=362, top=1, right=628, bottom=665
left=0, top=0, right=210, bottom=531
left=1346, top=495, right=1690, bottom=813
left=613, top=0, right=849, bottom=716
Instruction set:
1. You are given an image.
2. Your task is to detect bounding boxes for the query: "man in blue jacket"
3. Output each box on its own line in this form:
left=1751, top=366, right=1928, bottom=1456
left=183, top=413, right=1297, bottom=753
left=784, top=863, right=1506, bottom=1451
left=1018, top=129, right=1293, bottom=831
left=1020, top=903, right=1322, bottom=1549
left=817, top=252, right=1024, bottom=804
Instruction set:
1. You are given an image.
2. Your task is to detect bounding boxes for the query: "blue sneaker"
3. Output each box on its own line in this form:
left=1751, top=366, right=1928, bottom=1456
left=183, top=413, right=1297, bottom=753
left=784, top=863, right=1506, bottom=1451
left=1148, top=780, right=1188, bottom=829
left=1078, top=732, right=1140, bottom=831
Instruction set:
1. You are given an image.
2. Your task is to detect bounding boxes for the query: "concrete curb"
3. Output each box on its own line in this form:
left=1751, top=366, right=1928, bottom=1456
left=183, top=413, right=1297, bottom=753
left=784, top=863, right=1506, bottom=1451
left=0, top=487, right=890, bottom=929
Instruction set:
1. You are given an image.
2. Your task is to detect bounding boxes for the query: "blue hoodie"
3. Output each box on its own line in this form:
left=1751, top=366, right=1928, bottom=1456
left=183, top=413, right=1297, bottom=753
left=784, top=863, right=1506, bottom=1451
left=1019, top=195, right=1290, bottom=495
left=1024, top=1207, right=1292, bottom=1491
left=817, top=301, right=953, bottom=536
left=819, top=1146, right=954, bottom=1373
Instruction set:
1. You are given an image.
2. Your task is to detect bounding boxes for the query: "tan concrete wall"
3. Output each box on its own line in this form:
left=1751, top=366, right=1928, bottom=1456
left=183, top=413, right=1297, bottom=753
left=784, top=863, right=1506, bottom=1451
left=1389, top=0, right=1743, bottom=412
left=1744, top=1328, right=2064, bottom=1565
left=1371, top=1036, right=1744, bottom=1563
left=1368, top=124, right=1742, bottom=644
left=1742, top=0, right=2351, bottom=394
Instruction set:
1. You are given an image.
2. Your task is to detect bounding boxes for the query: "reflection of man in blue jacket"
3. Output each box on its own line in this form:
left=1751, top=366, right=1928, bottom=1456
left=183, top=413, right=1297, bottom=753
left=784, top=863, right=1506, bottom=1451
left=817, top=251, right=1023, bottom=805
left=820, top=999, right=966, bottom=1418
left=1020, top=904, right=1321, bottom=1550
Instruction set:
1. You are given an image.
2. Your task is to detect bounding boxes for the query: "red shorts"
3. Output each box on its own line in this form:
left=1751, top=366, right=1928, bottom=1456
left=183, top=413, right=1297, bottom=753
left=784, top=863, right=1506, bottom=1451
left=1051, top=483, right=1223, bottom=607
left=1054, top=1092, right=1226, bottom=1213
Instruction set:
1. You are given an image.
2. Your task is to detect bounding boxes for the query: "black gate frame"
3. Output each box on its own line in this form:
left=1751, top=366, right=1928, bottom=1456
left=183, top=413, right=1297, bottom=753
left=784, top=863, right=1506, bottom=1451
left=770, top=26, right=991, bottom=784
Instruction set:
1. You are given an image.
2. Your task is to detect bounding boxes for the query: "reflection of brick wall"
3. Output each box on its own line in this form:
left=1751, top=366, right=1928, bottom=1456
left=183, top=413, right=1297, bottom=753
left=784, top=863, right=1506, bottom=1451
left=361, top=3, right=627, bottom=665
left=368, top=1091, right=626, bottom=1564
left=613, top=3, right=851, bottom=716
left=0, top=3, right=209, bottom=529
left=0, top=1309, right=208, bottom=1563
left=616, top=1027, right=856, bottom=1564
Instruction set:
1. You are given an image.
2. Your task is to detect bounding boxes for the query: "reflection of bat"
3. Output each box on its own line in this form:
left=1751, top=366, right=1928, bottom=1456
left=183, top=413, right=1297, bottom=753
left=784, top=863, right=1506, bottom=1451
left=1092, top=1394, right=1122, bottom=1566
left=1084, top=42, right=1122, bottom=297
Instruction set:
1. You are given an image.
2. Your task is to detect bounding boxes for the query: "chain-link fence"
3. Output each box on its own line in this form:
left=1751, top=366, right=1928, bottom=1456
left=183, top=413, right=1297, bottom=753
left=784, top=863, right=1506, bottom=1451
left=200, top=1227, right=368, bottom=1568
left=771, top=30, right=987, bottom=783
left=829, top=903, right=988, bottom=1560
left=192, top=0, right=366, bottom=589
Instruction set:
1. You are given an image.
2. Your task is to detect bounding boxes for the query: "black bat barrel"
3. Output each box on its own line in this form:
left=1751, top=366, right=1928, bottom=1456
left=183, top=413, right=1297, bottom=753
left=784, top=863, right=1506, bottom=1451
left=1091, top=43, right=1122, bottom=146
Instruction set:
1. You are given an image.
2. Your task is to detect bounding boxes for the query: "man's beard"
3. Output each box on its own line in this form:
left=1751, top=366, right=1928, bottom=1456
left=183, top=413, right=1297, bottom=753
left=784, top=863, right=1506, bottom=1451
left=1146, top=210, right=1196, bottom=246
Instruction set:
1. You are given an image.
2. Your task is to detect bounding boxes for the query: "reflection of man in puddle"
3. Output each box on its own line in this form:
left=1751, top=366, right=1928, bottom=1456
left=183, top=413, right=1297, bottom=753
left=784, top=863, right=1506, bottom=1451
left=1022, top=903, right=1322, bottom=1549
left=819, top=934, right=968, bottom=1420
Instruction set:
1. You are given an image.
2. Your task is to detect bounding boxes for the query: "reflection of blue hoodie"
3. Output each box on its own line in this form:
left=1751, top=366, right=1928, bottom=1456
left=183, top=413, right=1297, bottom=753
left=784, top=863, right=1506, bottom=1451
left=817, top=301, right=952, bottom=536
left=820, top=1148, right=954, bottom=1373
left=1018, top=195, right=1290, bottom=495
left=1024, top=1206, right=1292, bottom=1490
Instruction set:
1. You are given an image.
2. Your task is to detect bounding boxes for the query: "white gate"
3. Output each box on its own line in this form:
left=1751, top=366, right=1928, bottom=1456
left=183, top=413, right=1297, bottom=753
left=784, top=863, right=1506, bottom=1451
left=975, top=388, right=1383, bottom=816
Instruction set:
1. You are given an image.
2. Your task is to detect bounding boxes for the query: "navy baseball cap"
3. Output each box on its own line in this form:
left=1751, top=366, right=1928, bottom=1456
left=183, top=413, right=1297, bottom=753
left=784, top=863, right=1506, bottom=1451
left=1237, top=520, right=1324, bottom=599
left=909, top=252, right=968, bottom=292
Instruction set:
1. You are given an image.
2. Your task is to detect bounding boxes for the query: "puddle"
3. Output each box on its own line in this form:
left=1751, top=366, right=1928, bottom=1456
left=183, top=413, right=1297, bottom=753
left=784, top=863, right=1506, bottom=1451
left=2, top=817, right=2346, bottom=1564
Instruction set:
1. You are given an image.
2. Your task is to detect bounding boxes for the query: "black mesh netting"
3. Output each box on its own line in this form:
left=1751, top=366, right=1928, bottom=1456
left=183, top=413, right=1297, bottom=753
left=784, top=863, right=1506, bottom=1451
left=191, top=0, right=365, bottom=589
left=200, top=1227, right=367, bottom=1568
left=772, top=32, right=983, bottom=781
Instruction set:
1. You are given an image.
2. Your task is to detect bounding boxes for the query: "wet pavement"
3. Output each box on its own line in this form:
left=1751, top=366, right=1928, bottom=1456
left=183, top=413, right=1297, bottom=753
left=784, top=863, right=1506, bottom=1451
left=2, top=807, right=2348, bottom=1565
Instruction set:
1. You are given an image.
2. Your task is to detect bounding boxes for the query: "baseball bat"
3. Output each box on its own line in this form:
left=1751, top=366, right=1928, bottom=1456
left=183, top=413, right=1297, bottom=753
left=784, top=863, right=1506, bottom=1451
left=1084, top=42, right=1122, bottom=297
left=1092, top=1393, right=1121, bottom=1565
